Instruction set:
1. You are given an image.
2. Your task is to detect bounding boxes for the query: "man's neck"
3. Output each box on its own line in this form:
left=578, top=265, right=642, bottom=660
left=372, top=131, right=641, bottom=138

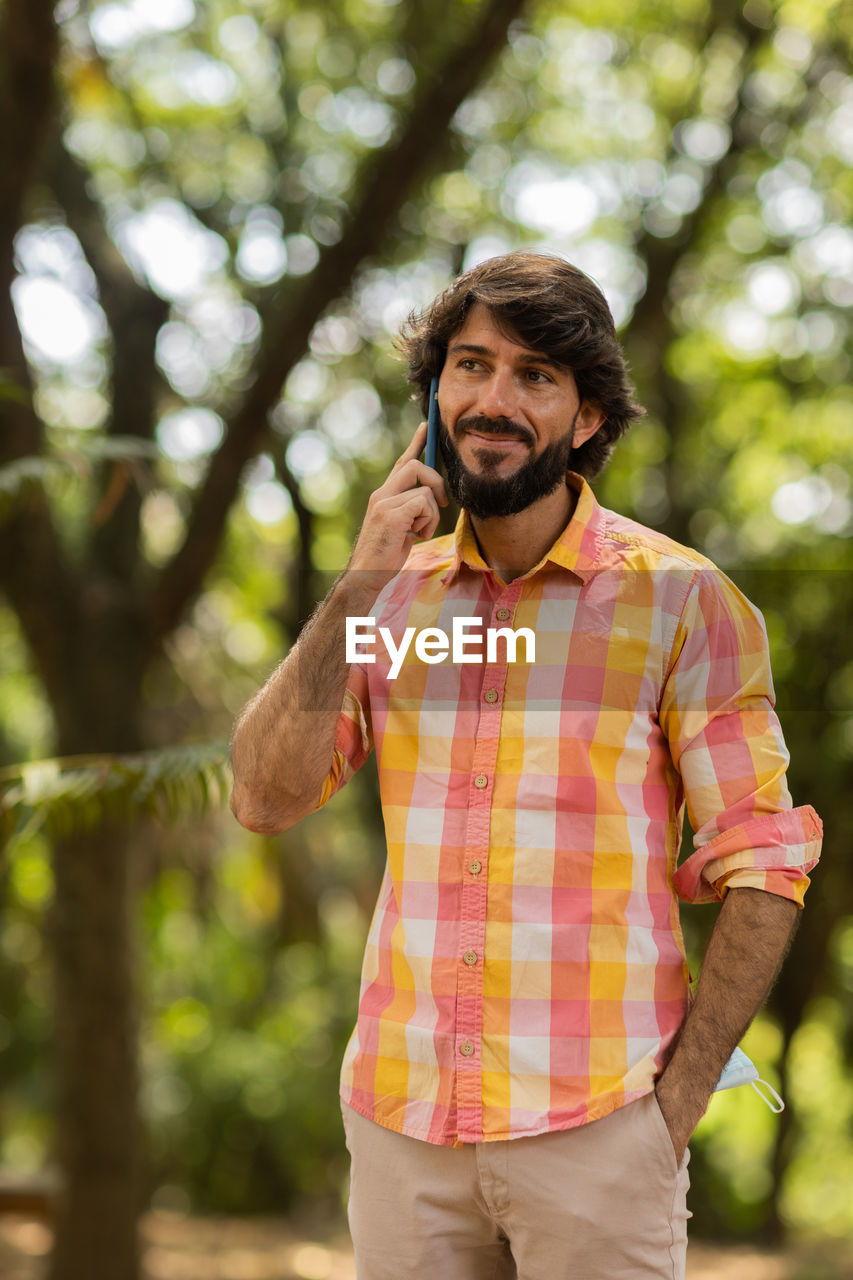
left=469, top=481, right=578, bottom=583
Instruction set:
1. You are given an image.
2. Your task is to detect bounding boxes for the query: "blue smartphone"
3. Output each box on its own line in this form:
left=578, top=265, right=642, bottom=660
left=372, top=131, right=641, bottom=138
left=425, top=375, right=439, bottom=471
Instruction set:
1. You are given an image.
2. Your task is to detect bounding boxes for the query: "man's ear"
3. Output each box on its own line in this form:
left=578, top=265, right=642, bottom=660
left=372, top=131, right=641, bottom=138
left=573, top=403, right=607, bottom=448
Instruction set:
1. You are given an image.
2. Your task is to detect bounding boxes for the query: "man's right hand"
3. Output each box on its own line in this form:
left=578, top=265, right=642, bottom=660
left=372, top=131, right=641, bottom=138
left=347, top=421, right=449, bottom=594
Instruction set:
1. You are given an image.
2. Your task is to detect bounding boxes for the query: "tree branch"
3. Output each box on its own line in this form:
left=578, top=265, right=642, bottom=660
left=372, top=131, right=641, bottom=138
left=46, top=138, right=169, bottom=585
left=0, top=0, right=82, bottom=719
left=623, top=0, right=769, bottom=542
left=272, top=450, right=315, bottom=640
left=0, top=0, right=60, bottom=461
left=148, top=0, right=529, bottom=642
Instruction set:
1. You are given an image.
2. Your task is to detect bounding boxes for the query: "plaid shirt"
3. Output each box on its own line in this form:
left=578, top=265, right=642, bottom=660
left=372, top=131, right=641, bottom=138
left=315, top=475, right=822, bottom=1145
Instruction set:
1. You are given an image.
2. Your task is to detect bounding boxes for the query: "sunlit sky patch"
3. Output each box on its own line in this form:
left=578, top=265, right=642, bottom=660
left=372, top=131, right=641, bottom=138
left=15, top=224, right=96, bottom=294
left=758, top=161, right=825, bottom=239
left=376, top=57, right=416, bottom=97
left=463, top=235, right=513, bottom=271
left=89, top=0, right=195, bottom=52
left=245, top=482, right=293, bottom=527
left=515, top=177, right=599, bottom=238
left=660, top=168, right=703, bottom=216
left=134, top=50, right=242, bottom=110
left=157, top=407, right=224, bottom=461
left=217, top=14, right=260, bottom=54
left=676, top=117, right=731, bottom=165
left=236, top=227, right=288, bottom=286
left=747, top=262, right=800, bottom=315
left=319, top=385, right=385, bottom=460
left=284, top=234, right=319, bottom=277
left=827, top=100, right=853, bottom=164
left=771, top=475, right=851, bottom=532
left=115, top=199, right=228, bottom=300
left=310, top=316, right=361, bottom=361
left=12, top=223, right=106, bottom=365
left=285, top=359, right=333, bottom=407
left=156, top=322, right=209, bottom=398
left=794, top=225, right=853, bottom=280
left=721, top=303, right=770, bottom=354
left=314, top=88, right=395, bottom=146
left=12, top=276, right=106, bottom=364
left=286, top=432, right=331, bottom=479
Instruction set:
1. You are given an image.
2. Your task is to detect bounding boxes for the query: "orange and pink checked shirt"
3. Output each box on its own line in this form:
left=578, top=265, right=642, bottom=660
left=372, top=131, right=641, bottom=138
left=314, top=474, right=822, bottom=1146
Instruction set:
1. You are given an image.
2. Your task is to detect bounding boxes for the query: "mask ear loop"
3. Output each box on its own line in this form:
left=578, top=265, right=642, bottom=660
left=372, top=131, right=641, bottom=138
left=751, top=1078, right=785, bottom=1113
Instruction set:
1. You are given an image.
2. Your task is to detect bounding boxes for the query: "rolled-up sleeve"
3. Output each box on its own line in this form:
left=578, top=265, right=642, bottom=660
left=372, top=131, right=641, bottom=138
left=314, top=663, right=374, bottom=809
left=659, top=567, right=822, bottom=906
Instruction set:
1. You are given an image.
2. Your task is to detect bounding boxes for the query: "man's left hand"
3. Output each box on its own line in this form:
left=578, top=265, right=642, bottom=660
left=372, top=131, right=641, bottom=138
left=652, top=889, right=800, bottom=1169
left=654, top=1077, right=705, bottom=1167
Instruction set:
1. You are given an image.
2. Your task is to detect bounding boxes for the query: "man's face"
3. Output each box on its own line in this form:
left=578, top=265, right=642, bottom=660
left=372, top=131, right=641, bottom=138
left=435, top=303, right=603, bottom=520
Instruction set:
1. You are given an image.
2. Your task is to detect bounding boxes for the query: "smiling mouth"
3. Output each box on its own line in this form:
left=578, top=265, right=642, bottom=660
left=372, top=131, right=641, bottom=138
left=465, top=431, right=530, bottom=449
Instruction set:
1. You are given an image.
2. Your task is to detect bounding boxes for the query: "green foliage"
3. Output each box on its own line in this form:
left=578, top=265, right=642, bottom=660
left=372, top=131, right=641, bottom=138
left=0, top=741, right=231, bottom=852
left=141, top=841, right=364, bottom=1212
left=0, top=0, right=851, bottom=1250
left=0, top=437, right=158, bottom=524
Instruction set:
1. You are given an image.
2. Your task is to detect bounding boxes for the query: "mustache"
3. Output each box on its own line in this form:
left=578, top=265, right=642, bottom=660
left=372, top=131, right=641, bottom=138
left=455, top=415, right=534, bottom=446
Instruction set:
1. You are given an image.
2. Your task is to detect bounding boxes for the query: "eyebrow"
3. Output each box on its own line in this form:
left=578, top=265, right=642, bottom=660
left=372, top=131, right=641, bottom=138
left=447, top=341, right=565, bottom=371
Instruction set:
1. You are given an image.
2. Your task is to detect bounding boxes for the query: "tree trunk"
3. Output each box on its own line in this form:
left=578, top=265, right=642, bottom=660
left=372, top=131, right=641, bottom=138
left=48, top=822, right=141, bottom=1280
left=45, top=620, right=147, bottom=1280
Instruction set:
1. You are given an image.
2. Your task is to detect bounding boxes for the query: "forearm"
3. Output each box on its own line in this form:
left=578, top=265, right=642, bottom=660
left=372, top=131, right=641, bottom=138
left=656, top=887, right=799, bottom=1157
left=230, top=573, right=376, bottom=833
left=231, top=420, right=447, bottom=834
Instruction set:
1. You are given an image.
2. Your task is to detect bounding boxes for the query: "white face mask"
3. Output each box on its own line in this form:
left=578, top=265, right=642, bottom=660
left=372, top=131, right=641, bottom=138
left=715, top=1045, right=785, bottom=1113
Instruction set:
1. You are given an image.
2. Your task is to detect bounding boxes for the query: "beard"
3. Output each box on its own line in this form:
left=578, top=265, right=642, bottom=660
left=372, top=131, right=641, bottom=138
left=438, top=411, right=580, bottom=520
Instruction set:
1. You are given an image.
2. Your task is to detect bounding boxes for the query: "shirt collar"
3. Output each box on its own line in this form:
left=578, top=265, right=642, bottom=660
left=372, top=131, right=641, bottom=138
left=441, top=472, right=606, bottom=586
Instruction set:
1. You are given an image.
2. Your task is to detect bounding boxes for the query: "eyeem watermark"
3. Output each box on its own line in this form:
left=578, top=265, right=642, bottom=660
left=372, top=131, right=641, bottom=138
left=346, top=616, right=536, bottom=679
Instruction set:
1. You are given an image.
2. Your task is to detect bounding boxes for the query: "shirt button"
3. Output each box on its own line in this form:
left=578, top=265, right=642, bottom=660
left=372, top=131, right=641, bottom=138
left=474, top=774, right=488, bottom=789
left=460, top=1040, right=475, bottom=1057
left=496, top=607, right=511, bottom=621
left=463, top=950, right=478, bottom=966
left=468, top=859, right=482, bottom=875
left=484, top=688, right=498, bottom=703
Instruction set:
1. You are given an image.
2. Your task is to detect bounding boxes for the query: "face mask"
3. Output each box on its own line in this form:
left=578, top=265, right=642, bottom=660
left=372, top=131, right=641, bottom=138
left=714, top=1045, right=785, bottom=1113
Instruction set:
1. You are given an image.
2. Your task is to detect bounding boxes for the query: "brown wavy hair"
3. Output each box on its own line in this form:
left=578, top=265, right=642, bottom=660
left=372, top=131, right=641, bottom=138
left=397, top=251, right=645, bottom=479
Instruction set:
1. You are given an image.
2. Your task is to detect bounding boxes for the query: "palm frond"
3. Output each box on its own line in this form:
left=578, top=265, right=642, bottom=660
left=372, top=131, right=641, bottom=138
left=0, top=741, right=232, bottom=852
left=0, top=438, right=159, bottom=522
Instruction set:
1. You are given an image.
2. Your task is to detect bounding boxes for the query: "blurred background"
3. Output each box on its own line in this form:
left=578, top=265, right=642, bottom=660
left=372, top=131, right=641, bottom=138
left=0, top=0, right=851, bottom=1277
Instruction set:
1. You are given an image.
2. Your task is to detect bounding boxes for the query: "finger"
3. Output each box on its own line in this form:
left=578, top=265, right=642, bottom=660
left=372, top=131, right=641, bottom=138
left=382, top=491, right=441, bottom=545
left=380, top=486, right=441, bottom=530
left=388, top=457, right=449, bottom=507
left=350, top=487, right=440, bottom=574
left=409, top=496, right=441, bottom=541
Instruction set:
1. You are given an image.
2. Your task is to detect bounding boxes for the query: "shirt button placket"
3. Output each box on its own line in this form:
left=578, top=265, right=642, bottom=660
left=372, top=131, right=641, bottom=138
left=457, top=583, right=523, bottom=1140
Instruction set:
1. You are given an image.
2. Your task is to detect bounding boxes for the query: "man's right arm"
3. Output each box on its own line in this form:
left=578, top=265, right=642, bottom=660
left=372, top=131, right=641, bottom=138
left=230, top=420, right=447, bottom=834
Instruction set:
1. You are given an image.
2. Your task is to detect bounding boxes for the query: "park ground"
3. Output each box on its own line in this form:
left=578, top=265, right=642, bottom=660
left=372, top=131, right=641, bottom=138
left=1, top=1213, right=852, bottom=1280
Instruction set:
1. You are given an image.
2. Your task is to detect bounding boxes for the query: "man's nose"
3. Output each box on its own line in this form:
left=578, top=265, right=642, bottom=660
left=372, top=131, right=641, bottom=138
left=475, top=368, right=518, bottom=420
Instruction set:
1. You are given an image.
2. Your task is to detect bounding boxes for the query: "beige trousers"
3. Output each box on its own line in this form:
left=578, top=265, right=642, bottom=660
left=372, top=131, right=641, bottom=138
left=342, top=1093, right=691, bottom=1280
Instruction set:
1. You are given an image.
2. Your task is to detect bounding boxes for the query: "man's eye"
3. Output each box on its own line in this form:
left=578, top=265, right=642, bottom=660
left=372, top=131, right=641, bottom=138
left=527, top=369, right=550, bottom=383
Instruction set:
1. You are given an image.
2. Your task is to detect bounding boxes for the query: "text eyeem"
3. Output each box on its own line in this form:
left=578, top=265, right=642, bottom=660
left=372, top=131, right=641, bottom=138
left=346, top=617, right=536, bottom=680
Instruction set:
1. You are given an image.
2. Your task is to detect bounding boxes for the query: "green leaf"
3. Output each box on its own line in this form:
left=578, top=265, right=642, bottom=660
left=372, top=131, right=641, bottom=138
left=0, top=742, right=232, bottom=857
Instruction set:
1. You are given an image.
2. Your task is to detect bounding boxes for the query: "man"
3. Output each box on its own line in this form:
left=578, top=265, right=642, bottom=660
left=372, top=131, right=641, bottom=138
left=231, top=253, right=821, bottom=1279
